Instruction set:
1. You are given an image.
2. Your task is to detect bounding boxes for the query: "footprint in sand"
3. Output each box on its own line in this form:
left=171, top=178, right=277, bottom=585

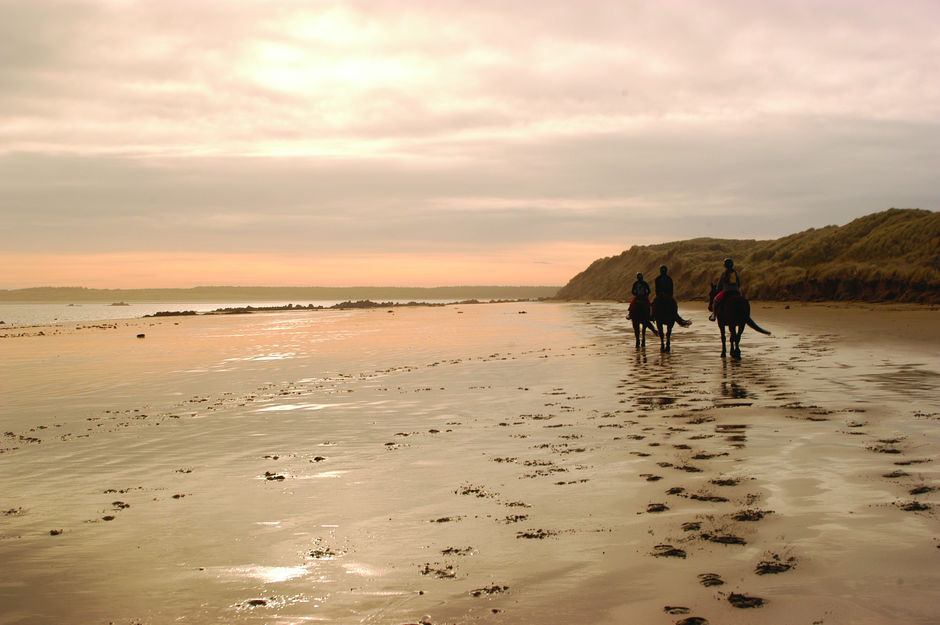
left=698, top=572, right=724, bottom=586
left=663, top=605, right=690, bottom=614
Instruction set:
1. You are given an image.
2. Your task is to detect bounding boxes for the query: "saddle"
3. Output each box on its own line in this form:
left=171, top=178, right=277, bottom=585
left=715, top=290, right=744, bottom=317
left=628, top=296, right=652, bottom=319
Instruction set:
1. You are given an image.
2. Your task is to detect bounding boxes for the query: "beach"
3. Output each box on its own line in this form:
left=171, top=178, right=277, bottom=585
left=1, top=301, right=938, bottom=625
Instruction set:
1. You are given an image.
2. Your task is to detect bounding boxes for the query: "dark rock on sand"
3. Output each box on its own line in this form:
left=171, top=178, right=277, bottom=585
left=652, top=544, right=686, bottom=558
left=420, top=563, right=456, bottom=579
left=516, top=529, right=557, bottom=539
left=756, top=555, right=796, bottom=575
left=309, top=547, right=343, bottom=559
left=470, top=585, right=508, bottom=597
left=728, top=593, right=764, bottom=608
left=703, top=533, right=746, bottom=545
left=883, top=470, right=910, bottom=478
left=688, top=493, right=730, bottom=503
left=867, top=444, right=902, bottom=454
left=732, top=509, right=773, bottom=522
left=897, top=501, right=931, bottom=512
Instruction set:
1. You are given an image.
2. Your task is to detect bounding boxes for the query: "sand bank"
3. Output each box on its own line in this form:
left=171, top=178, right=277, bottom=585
left=1, top=302, right=937, bottom=624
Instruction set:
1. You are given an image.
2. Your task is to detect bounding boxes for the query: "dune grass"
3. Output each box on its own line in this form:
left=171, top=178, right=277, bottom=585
left=556, top=209, right=940, bottom=303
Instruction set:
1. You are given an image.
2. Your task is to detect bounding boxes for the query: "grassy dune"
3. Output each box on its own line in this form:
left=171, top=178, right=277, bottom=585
left=556, top=208, right=940, bottom=303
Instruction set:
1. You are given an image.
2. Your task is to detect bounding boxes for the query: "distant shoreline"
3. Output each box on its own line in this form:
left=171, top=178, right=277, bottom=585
left=143, top=298, right=538, bottom=317
left=0, top=285, right=561, bottom=304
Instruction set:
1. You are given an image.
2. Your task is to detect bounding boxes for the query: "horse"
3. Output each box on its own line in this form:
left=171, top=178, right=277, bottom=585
left=651, top=295, right=692, bottom=352
left=708, top=284, right=771, bottom=359
left=628, top=296, right=658, bottom=348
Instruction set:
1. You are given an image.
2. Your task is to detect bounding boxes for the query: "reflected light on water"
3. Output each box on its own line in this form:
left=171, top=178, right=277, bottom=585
left=343, top=563, right=383, bottom=577
left=299, top=470, right=346, bottom=479
left=257, top=403, right=341, bottom=412
left=225, top=566, right=311, bottom=583
left=223, top=352, right=297, bottom=362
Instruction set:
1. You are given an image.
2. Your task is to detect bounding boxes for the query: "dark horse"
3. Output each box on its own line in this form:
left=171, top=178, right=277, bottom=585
left=651, top=295, right=692, bottom=352
left=628, top=296, right=658, bottom=347
left=708, top=284, right=771, bottom=359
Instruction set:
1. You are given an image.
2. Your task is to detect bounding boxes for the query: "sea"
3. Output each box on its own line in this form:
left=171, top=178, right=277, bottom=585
left=0, top=300, right=458, bottom=328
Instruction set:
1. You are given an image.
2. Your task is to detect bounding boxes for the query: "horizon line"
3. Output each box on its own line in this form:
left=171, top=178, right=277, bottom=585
left=1, top=284, right=564, bottom=292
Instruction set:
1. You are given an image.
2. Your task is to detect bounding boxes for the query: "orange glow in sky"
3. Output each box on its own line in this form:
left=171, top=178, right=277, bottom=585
left=1, top=242, right=618, bottom=289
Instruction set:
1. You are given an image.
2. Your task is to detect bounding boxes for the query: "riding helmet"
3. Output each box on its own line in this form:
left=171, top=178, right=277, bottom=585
left=724, top=258, right=734, bottom=268
left=636, top=272, right=643, bottom=279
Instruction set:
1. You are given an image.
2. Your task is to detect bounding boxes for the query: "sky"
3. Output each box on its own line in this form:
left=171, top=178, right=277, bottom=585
left=1, top=0, right=938, bottom=289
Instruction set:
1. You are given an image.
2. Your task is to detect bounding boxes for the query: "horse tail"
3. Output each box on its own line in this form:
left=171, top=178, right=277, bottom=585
left=746, top=317, right=771, bottom=335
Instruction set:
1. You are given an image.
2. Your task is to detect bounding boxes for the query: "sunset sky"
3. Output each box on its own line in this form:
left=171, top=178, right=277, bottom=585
left=1, top=0, right=938, bottom=289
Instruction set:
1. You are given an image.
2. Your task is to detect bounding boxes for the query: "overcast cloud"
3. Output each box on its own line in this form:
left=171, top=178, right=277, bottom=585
left=1, top=0, right=938, bottom=287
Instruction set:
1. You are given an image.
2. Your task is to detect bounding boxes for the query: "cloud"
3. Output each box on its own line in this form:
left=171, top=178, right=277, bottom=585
left=0, top=0, right=937, bottom=287
left=2, top=0, right=938, bottom=154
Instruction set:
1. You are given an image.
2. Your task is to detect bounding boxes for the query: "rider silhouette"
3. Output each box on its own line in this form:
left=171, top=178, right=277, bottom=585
left=628, top=272, right=651, bottom=318
left=655, top=265, right=690, bottom=326
left=632, top=272, right=651, bottom=299
left=654, top=265, right=673, bottom=297
left=709, top=258, right=741, bottom=321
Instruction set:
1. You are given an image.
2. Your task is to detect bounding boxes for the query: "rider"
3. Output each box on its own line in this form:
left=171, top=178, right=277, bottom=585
left=629, top=272, right=651, bottom=318
left=655, top=265, right=691, bottom=326
left=709, top=258, right=741, bottom=321
left=654, top=265, right=673, bottom=297
left=632, top=272, right=651, bottom=300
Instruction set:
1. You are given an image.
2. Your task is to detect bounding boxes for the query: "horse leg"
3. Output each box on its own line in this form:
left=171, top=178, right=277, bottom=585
left=731, top=324, right=742, bottom=359
left=657, top=322, right=665, bottom=352
left=633, top=321, right=641, bottom=348
left=665, top=323, right=672, bottom=352
left=640, top=323, right=646, bottom=347
left=719, top=324, right=727, bottom=358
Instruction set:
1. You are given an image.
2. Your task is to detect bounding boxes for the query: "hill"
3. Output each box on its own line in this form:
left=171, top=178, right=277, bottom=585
left=0, top=285, right=559, bottom=303
left=555, top=208, right=940, bottom=303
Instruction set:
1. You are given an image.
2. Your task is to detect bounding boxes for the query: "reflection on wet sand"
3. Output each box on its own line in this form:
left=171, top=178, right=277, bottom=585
left=0, top=302, right=937, bottom=625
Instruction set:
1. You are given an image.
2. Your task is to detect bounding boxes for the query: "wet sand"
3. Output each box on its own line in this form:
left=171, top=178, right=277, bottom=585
left=1, top=301, right=938, bottom=625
